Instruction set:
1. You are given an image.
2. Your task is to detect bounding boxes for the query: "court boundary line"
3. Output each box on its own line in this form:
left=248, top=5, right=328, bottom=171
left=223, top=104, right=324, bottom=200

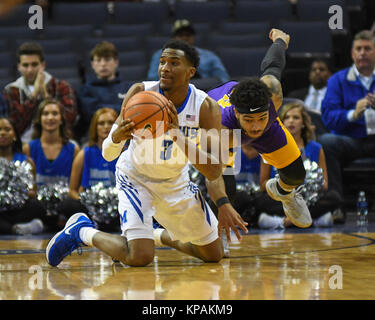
left=228, top=232, right=375, bottom=260
left=1, top=231, right=375, bottom=257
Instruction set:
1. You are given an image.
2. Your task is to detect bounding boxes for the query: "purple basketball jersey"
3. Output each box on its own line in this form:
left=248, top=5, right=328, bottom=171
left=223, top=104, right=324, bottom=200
left=207, top=81, right=287, bottom=154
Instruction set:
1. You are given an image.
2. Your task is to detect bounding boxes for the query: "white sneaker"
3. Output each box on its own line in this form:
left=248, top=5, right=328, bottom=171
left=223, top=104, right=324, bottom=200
left=313, top=212, right=334, bottom=228
left=258, top=213, right=285, bottom=229
left=266, top=178, right=312, bottom=228
left=13, top=218, right=44, bottom=235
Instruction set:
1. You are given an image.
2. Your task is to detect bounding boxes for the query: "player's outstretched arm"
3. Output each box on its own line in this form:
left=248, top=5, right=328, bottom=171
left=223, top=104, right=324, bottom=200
left=261, top=75, right=283, bottom=111
left=260, top=28, right=289, bottom=111
left=206, top=175, right=248, bottom=242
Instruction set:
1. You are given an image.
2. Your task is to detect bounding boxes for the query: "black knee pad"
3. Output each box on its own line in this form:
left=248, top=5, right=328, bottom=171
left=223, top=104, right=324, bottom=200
left=278, top=156, right=306, bottom=187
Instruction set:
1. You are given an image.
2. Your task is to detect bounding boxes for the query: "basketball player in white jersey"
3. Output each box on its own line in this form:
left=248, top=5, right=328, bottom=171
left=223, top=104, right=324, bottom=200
left=46, top=39, right=248, bottom=267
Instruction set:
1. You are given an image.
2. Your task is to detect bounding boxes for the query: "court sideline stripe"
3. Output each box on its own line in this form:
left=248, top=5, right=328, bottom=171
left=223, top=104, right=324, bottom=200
left=229, top=232, right=375, bottom=259
left=1, top=232, right=375, bottom=256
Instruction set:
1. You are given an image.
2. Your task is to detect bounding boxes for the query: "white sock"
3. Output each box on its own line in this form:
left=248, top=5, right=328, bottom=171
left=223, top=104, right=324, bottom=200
left=258, top=213, right=285, bottom=229
left=153, top=228, right=166, bottom=247
left=29, top=219, right=44, bottom=233
left=79, top=227, right=99, bottom=247
left=13, top=219, right=44, bottom=235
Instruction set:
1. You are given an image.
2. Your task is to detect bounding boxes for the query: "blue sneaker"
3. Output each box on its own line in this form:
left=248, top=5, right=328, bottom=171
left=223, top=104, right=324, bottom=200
left=46, top=213, right=96, bottom=267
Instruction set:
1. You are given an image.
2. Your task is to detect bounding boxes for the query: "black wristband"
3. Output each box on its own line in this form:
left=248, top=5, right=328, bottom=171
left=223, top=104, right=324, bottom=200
left=216, top=197, right=230, bottom=208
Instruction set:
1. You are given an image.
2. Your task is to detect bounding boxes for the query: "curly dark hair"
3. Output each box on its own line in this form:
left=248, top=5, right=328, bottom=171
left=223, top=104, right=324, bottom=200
left=230, top=77, right=272, bottom=112
left=162, top=39, right=200, bottom=69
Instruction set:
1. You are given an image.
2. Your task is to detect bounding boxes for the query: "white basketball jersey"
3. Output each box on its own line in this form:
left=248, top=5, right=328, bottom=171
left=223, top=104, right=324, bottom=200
left=116, top=81, right=208, bottom=180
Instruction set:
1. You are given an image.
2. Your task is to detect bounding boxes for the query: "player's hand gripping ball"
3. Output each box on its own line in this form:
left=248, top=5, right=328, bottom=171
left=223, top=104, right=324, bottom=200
left=122, top=91, right=170, bottom=139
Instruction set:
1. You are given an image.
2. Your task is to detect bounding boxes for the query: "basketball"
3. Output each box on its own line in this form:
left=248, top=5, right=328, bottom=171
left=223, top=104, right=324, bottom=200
left=122, top=91, right=169, bottom=139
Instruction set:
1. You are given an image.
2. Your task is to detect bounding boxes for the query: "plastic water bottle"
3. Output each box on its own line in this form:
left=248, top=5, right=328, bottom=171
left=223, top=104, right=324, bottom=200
left=357, top=191, right=368, bottom=227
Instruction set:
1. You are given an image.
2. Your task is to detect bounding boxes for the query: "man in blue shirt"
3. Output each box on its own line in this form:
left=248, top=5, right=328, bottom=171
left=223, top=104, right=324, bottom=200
left=147, top=19, right=230, bottom=84
left=318, top=30, right=375, bottom=199
left=77, top=41, right=132, bottom=143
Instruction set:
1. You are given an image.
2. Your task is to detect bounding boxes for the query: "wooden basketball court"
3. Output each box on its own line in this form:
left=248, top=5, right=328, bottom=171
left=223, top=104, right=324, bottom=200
left=1, top=221, right=375, bottom=301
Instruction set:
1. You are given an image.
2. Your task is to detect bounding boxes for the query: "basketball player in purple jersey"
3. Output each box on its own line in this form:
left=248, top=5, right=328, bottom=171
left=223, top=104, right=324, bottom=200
left=207, top=29, right=312, bottom=242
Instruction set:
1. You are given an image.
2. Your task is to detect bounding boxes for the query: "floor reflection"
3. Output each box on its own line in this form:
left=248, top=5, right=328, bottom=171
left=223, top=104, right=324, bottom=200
left=1, top=232, right=375, bottom=300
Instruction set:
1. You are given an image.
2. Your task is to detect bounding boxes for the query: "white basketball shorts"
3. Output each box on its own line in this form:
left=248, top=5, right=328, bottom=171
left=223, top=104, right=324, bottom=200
left=115, top=164, right=218, bottom=246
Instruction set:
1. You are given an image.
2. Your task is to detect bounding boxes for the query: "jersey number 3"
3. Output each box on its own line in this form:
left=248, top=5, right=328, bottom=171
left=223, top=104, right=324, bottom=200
left=160, top=140, right=174, bottom=160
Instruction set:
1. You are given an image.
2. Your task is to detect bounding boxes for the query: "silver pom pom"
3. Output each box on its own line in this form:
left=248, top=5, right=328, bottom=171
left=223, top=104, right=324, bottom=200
left=80, top=182, right=119, bottom=224
left=0, top=158, right=34, bottom=212
left=236, top=180, right=260, bottom=195
left=188, top=165, right=206, bottom=187
left=37, top=181, right=69, bottom=216
left=301, top=159, right=325, bottom=206
left=188, top=165, right=208, bottom=199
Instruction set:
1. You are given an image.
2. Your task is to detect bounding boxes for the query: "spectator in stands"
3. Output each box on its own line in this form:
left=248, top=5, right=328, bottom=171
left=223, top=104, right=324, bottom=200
left=318, top=30, right=375, bottom=201
left=60, top=108, right=119, bottom=231
left=0, top=116, right=46, bottom=235
left=230, top=147, right=261, bottom=229
left=0, top=93, right=7, bottom=117
left=77, top=41, right=132, bottom=143
left=147, top=19, right=230, bottom=83
left=287, top=59, right=332, bottom=112
left=69, top=107, right=117, bottom=199
left=234, top=148, right=261, bottom=185
left=22, top=98, right=79, bottom=187
left=3, top=42, right=77, bottom=143
left=22, top=99, right=80, bottom=231
left=256, top=102, right=341, bottom=229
